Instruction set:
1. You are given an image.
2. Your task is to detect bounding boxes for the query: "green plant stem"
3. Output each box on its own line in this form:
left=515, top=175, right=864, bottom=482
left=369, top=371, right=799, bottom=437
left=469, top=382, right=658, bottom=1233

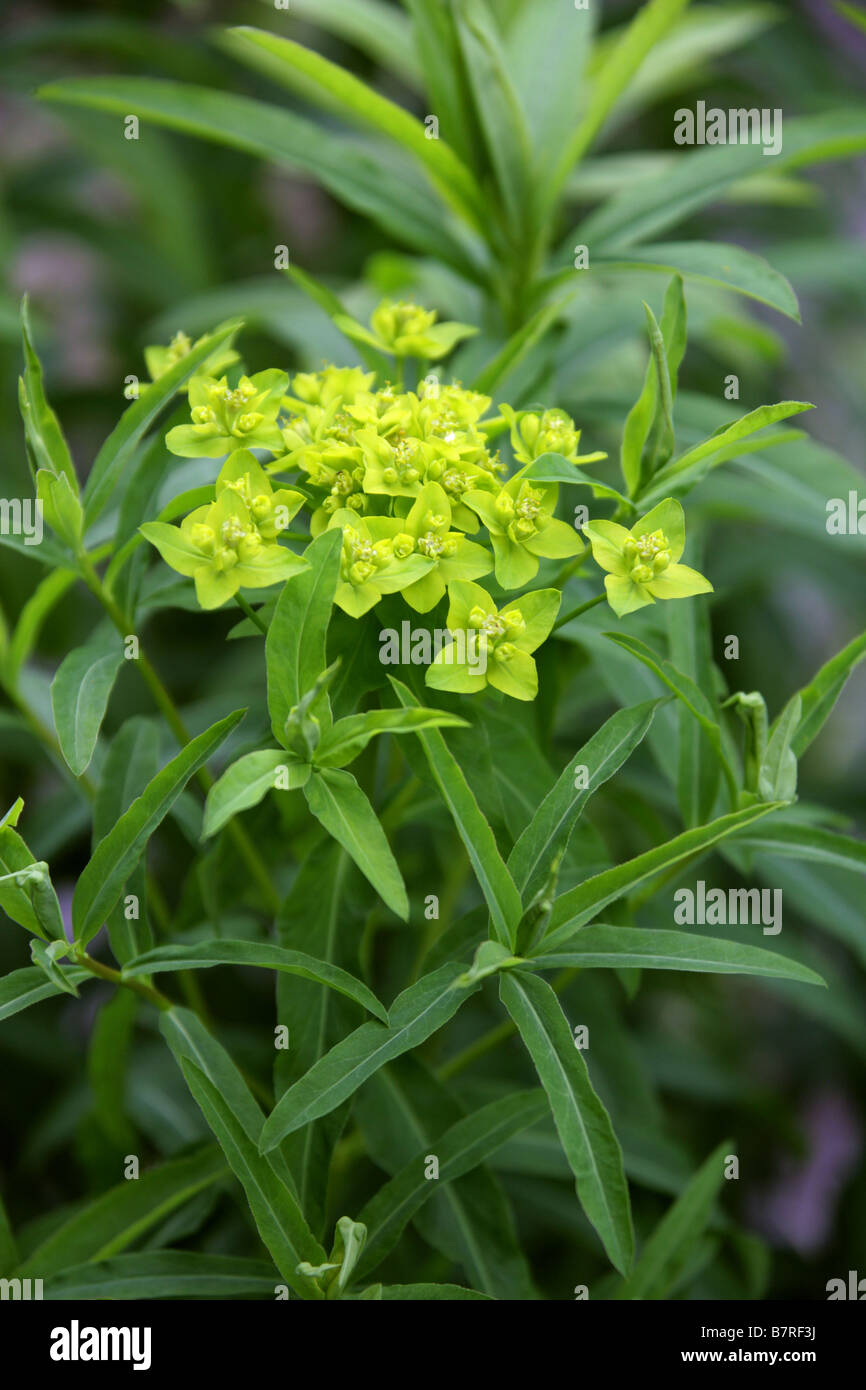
left=75, top=950, right=172, bottom=1011
left=553, top=592, right=605, bottom=631
left=77, top=552, right=281, bottom=915
left=234, top=594, right=269, bottom=636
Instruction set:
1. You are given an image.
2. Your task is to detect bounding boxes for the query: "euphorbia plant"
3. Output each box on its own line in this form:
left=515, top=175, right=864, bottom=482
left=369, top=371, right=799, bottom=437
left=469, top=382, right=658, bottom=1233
left=3, top=272, right=863, bottom=1302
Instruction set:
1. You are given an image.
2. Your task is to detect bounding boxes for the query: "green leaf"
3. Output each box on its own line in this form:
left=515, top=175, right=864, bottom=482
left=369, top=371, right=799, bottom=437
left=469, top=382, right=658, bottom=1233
left=14, top=1147, right=226, bottom=1277
left=729, top=820, right=866, bottom=873
left=259, top=964, right=478, bottom=1152
left=203, top=749, right=309, bottom=839
left=580, top=109, right=866, bottom=250
left=778, top=630, right=866, bottom=757
left=43, top=1251, right=277, bottom=1300
left=594, top=241, right=800, bottom=320
left=639, top=401, right=814, bottom=504
left=504, top=0, right=595, bottom=191
left=529, top=926, right=825, bottom=987
left=390, top=677, right=523, bottom=946
left=221, top=27, right=483, bottom=231
left=0, top=826, right=49, bottom=939
left=39, top=78, right=482, bottom=276
left=355, top=1089, right=547, bottom=1280
left=267, top=528, right=341, bottom=744
left=522, top=455, right=629, bottom=507
left=500, top=971, right=634, bottom=1275
left=0, top=1186, right=18, bottom=1274
left=758, top=695, right=800, bottom=802
left=158, top=1007, right=325, bottom=1298
left=546, top=0, right=691, bottom=207
left=620, top=292, right=678, bottom=496
left=92, top=717, right=160, bottom=964
left=304, top=767, right=408, bottom=920
left=19, top=296, right=77, bottom=489
left=508, top=699, right=662, bottom=902
left=72, top=709, right=245, bottom=946
left=453, top=0, right=531, bottom=235
left=0, top=965, right=90, bottom=1022
left=30, top=938, right=79, bottom=996
left=605, top=633, right=736, bottom=801
left=82, top=321, right=240, bottom=527
left=401, top=0, right=481, bottom=169
left=539, top=802, right=786, bottom=952
left=124, top=940, right=388, bottom=1022
left=613, top=1140, right=731, bottom=1299
left=50, top=623, right=124, bottom=776
left=314, top=706, right=469, bottom=768
left=287, top=0, right=421, bottom=84
left=667, top=593, right=720, bottom=828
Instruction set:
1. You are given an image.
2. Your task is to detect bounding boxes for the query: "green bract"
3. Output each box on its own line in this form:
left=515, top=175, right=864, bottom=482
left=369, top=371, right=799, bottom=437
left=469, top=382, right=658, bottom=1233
left=141, top=488, right=306, bottom=610
left=426, top=580, right=561, bottom=702
left=584, top=498, right=713, bottom=618
left=465, top=472, right=583, bottom=589
left=166, top=370, right=287, bottom=457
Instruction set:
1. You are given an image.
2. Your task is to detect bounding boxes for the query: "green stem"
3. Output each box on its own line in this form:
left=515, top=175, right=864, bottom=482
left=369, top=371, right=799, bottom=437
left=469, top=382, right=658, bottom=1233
left=75, top=950, right=172, bottom=1011
left=234, top=594, right=269, bottom=636
left=437, top=968, right=579, bottom=1081
left=553, top=592, right=605, bottom=631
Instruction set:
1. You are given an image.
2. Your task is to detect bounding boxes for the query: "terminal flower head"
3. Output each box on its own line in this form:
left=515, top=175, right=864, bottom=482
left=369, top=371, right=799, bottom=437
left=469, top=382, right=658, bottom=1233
left=166, top=370, right=288, bottom=458
left=426, top=580, right=560, bottom=701
left=366, top=482, right=492, bottom=612
left=583, top=498, right=712, bottom=617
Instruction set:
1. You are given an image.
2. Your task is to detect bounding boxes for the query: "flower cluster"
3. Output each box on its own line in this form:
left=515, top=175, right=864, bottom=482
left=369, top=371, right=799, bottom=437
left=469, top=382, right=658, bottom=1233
left=140, top=303, right=712, bottom=697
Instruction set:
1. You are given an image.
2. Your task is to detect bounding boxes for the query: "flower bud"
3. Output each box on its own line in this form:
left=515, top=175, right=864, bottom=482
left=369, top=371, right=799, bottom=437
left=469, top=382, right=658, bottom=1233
left=468, top=605, right=488, bottom=628
left=494, top=642, right=516, bottom=663
left=393, top=533, right=415, bottom=559
left=190, top=523, right=215, bottom=552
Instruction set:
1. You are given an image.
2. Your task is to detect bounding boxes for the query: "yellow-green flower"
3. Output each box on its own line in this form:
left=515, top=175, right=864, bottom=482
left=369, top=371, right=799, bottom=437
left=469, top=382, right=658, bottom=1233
left=143, top=330, right=239, bottom=391
left=286, top=365, right=375, bottom=411
left=584, top=498, right=712, bottom=618
left=141, top=489, right=306, bottom=610
left=327, top=509, right=436, bottom=618
left=426, top=581, right=560, bottom=701
left=366, top=482, right=492, bottom=613
left=166, top=370, right=287, bottom=458
left=464, top=474, right=583, bottom=588
left=215, top=451, right=305, bottom=541
left=342, top=300, right=478, bottom=359
left=501, top=405, right=606, bottom=467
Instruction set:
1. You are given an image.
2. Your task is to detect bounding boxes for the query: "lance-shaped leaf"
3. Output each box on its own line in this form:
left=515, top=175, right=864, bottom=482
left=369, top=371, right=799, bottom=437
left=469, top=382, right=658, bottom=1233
left=522, top=455, right=627, bottom=507
left=220, top=27, right=483, bottom=232
left=774, top=630, right=866, bottom=757
left=43, top=1252, right=278, bottom=1301
left=259, top=964, right=478, bottom=1153
left=92, top=717, right=160, bottom=965
left=7, top=568, right=76, bottom=685
left=508, top=699, right=662, bottom=903
left=72, top=709, right=245, bottom=946
left=203, top=749, right=309, bottom=839
left=500, top=971, right=634, bottom=1275
left=0, top=965, right=91, bottom=1022
left=758, top=694, right=800, bottom=802
left=637, top=401, right=814, bottom=505
left=605, top=632, right=737, bottom=801
left=472, top=292, right=575, bottom=396
left=14, top=1146, right=226, bottom=1277
left=124, top=940, right=388, bottom=1021
left=728, top=819, right=866, bottom=873
left=314, top=706, right=469, bottom=769
left=620, top=282, right=684, bottom=496
left=612, top=1140, right=731, bottom=1299
left=50, top=623, right=124, bottom=776
left=390, top=677, right=522, bottom=946
left=19, top=296, right=77, bottom=489
left=355, top=1090, right=547, bottom=1280
left=82, top=320, right=240, bottom=527
left=288, top=0, right=421, bottom=85
left=266, top=528, right=341, bottom=744
left=304, top=767, right=408, bottom=920
left=380, top=1283, right=493, bottom=1300
left=528, top=925, right=825, bottom=987
left=177, top=1060, right=325, bottom=1299
left=539, top=802, right=785, bottom=952
left=159, top=1007, right=325, bottom=1297
left=0, top=828, right=66, bottom=942
left=593, top=241, right=800, bottom=320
